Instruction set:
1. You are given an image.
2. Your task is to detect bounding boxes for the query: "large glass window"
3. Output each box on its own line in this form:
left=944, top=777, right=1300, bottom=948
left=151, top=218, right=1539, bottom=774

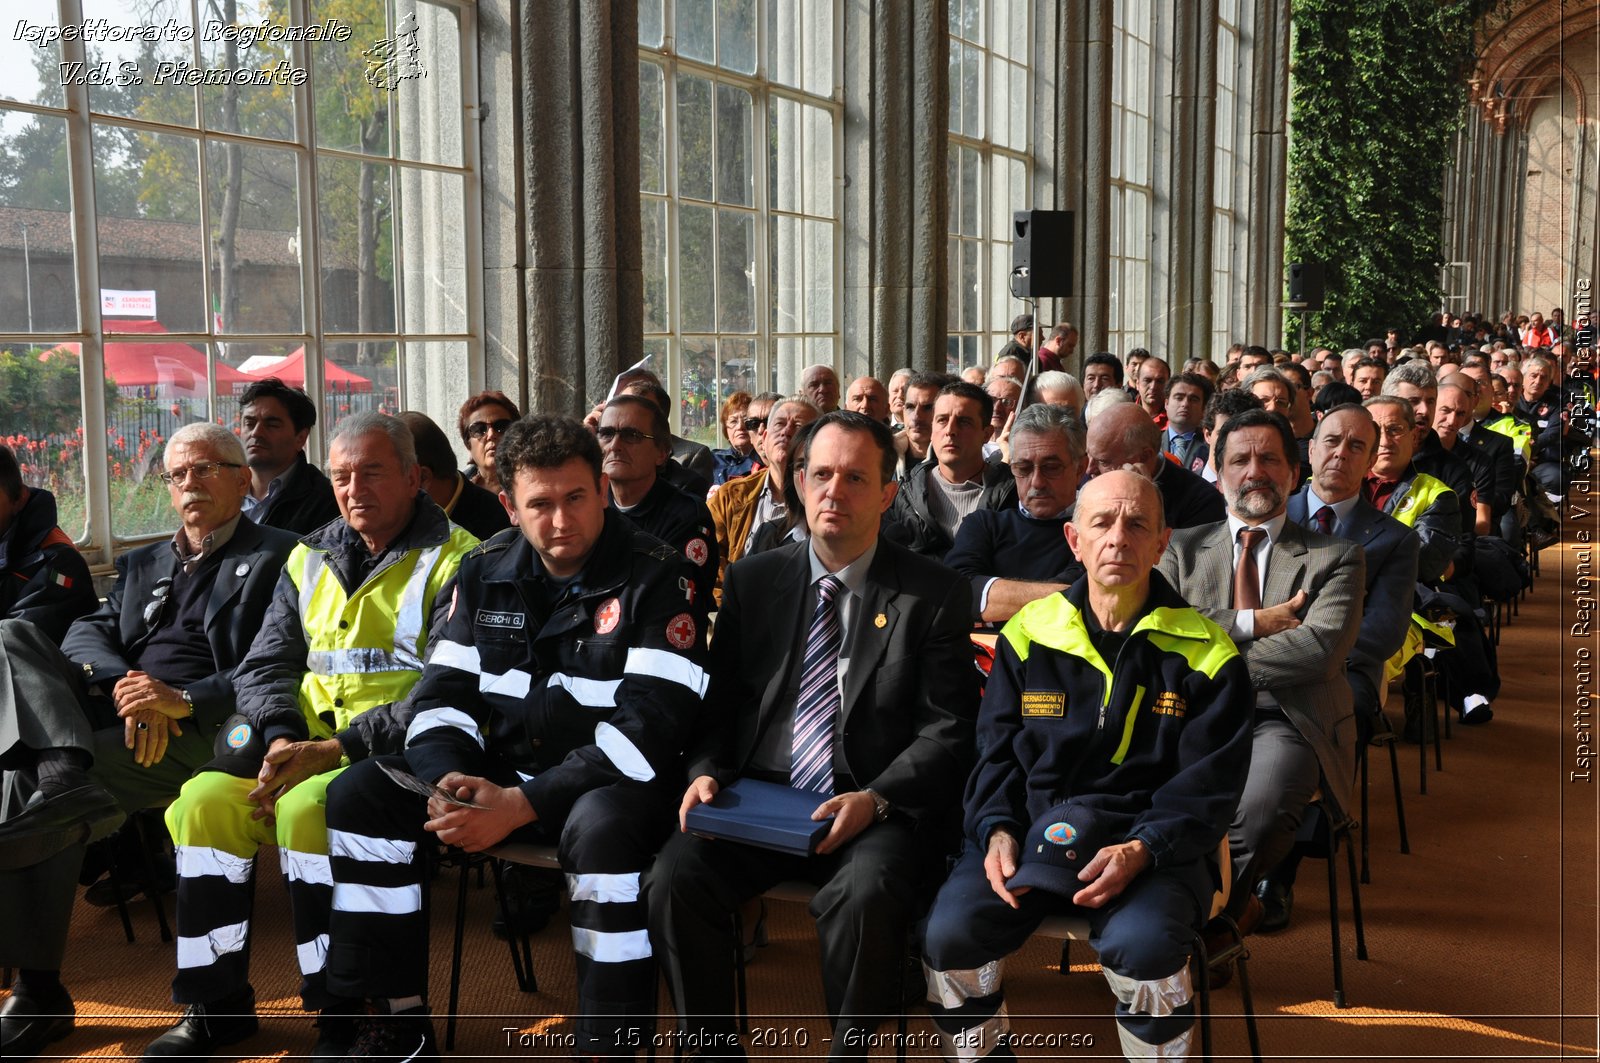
left=1109, top=0, right=1152, bottom=356
left=640, top=0, right=839, bottom=446
left=947, top=0, right=1031, bottom=373
left=0, top=0, right=480, bottom=550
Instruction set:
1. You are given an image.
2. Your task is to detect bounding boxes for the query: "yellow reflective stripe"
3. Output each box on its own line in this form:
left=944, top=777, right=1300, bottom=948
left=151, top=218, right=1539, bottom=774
left=1389, top=473, right=1451, bottom=529
left=1110, top=684, right=1145, bottom=765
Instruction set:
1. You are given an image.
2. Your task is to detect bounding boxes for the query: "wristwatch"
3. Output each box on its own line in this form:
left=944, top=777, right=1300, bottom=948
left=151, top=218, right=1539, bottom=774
left=180, top=689, right=194, bottom=717
left=864, top=788, right=891, bottom=824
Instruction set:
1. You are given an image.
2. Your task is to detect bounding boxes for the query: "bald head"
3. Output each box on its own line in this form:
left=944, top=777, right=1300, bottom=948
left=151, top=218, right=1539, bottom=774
left=1085, top=403, right=1162, bottom=477
left=1068, top=469, right=1170, bottom=600
left=801, top=364, right=840, bottom=412
left=845, top=376, right=890, bottom=423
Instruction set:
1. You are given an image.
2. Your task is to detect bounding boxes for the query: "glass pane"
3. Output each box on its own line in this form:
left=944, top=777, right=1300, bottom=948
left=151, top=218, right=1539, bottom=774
left=218, top=339, right=295, bottom=399
left=803, top=218, right=832, bottom=332
left=393, top=0, right=464, bottom=167
left=946, top=149, right=959, bottom=234
left=1010, top=63, right=1028, bottom=148
left=312, top=0, right=392, bottom=157
left=640, top=0, right=665, bottom=47
left=773, top=335, right=802, bottom=393
left=802, top=104, right=832, bottom=217
left=716, top=209, right=754, bottom=332
left=960, top=0, right=982, bottom=42
left=989, top=240, right=1008, bottom=339
left=677, top=73, right=714, bottom=202
left=680, top=339, right=717, bottom=441
left=962, top=44, right=981, bottom=138
left=678, top=203, right=714, bottom=333
left=1110, top=103, right=1122, bottom=180
left=963, top=334, right=979, bottom=370
left=677, top=0, right=716, bottom=65
left=81, top=0, right=196, bottom=128
left=945, top=335, right=960, bottom=375
left=641, top=198, right=668, bottom=334
left=323, top=339, right=396, bottom=413
left=806, top=336, right=832, bottom=372
left=947, top=40, right=960, bottom=134
left=1, top=8, right=65, bottom=109
left=770, top=97, right=802, bottom=213
left=771, top=214, right=801, bottom=334
left=718, top=0, right=757, bottom=74
left=398, top=167, right=467, bottom=334
left=206, top=141, right=302, bottom=334
left=769, top=0, right=801, bottom=88
left=96, top=126, right=206, bottom=333
left=988, top=157, right=1011, bottom=243
left=960, top=239, right=978, bottom=331
left=640, top=62, right=666, bottom=194
left=1, top=111, right=79, bottom=332
left=803, top=0, right=832, bottom=97
left=401, top=339, right=466, bottom=445
left=0, top=340, right=85, bottom=537
left=720, top=337, right=756, bottom=399
left=989, top=56, right=1008, bottom=148
left=959, top=146, right=979, bottom=236
left=200, top=0, right=295, bottom=142
left=317, top=155, right=397, bottom=335
left=715, top=84, right=753, bottom=206
left=1009, top=0, right=1029, bottom=60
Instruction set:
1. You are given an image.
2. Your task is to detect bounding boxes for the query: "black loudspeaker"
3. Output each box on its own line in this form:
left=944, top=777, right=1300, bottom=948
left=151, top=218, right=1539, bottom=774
left=1287, top=262, right=1325, bottom=311
left=1011, top=210, right=1074, bottom=298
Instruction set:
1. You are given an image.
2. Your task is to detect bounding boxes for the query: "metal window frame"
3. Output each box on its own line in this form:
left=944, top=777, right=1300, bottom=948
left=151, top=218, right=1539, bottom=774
left=1107, top=0, right=1153, bottom=355
left=0, top=0, right=483, bottom=564
left=641, top=0, right=843, bottom=426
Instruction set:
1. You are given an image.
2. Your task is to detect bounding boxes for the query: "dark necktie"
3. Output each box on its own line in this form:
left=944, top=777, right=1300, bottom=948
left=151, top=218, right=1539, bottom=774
left=1234, top=528, right=1265, bottom=611
left=791, top=575, right=844, bottom=794
left=1313, top=505, right=1335, bottom=536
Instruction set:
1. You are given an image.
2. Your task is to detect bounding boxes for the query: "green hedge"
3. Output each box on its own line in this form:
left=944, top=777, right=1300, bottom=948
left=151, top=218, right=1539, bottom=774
left=1284, top=0, right=1489, bottom=348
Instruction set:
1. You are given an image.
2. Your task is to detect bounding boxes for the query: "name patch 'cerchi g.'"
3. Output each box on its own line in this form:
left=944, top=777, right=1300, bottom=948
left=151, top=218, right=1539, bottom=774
left=1021, top=691, right=1066, bottom=717
left=475, top=609, right=526, bottom=630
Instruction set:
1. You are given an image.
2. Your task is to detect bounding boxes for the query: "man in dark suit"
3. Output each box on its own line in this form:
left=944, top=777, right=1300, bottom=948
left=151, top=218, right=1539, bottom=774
left=645, top=411, right=978, bottom=1055
left=237, top=378, right=340, bottom=535
left=1255, top=405, right=1420, bottom=930
left=0, top=423, right=296, bottom=1061
left=1158, top=409, right=1364, bottom=930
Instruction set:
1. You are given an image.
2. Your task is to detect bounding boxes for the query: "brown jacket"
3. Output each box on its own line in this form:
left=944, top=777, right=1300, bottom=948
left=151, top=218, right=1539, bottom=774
left=707, top=468, right=773, bottom=603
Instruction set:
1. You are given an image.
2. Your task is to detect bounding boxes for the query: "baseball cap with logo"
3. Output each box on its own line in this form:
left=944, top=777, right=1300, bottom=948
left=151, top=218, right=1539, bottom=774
left=1004, top=800, right=1114, bottom=896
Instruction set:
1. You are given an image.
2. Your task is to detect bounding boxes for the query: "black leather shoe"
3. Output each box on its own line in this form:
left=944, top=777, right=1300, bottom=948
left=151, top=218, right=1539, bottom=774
left=140, top=995, right=259, bottom=1059
left=0, top=981, right=74, bottom=1061
left=311, top=1010, right=360, bottom=1062
left=1256, top=879, right=1294, bottom=933
left=345, top=1006, right=438, bottom=1061
left=0, top=785, right=125, bottom=871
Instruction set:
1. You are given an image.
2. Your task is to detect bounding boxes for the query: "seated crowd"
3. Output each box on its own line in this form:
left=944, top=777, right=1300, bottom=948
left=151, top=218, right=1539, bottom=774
left=0, top=304, right=1587, bottom=1062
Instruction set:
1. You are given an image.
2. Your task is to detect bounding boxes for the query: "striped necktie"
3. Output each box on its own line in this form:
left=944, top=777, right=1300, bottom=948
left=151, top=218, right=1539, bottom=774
left=790, top=575, right=844, bottom=795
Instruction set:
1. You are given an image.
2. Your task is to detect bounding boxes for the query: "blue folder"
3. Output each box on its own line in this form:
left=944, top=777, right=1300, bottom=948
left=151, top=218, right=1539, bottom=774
left=683, top=778, right=834, bottom=856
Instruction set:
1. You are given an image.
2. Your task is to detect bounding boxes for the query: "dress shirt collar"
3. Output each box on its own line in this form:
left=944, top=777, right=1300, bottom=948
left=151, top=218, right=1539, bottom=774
left=1303, top=485, right=1360, bottom=527
left=807, top=537, right=878, bottom=601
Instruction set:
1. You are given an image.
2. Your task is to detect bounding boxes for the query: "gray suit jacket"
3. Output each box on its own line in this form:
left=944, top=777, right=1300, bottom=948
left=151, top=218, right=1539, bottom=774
left=1158, top=518, right=1365, bottom=814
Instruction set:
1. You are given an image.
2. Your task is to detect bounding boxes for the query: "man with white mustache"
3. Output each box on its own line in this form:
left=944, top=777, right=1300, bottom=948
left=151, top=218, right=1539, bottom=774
left=1159, top=408, right=1363, bottom=960
left=945, top=403, right=1089, bottom=626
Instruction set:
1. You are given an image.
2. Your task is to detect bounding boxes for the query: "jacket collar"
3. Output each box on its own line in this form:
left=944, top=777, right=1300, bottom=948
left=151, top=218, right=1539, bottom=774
left=479, top=510, right=635, bottom=601
left=299, top=492, right=453, bottom=557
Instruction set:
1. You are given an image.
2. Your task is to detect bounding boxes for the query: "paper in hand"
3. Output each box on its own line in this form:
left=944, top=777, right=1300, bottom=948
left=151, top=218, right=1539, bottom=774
left=377, top=760, right=489, bottom=809
left=605, top=352, right=654, bottom=401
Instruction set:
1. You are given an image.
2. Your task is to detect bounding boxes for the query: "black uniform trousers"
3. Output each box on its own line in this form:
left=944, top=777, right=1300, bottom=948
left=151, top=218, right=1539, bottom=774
left=922, top=843, right=1207, bottom=1058
left=643, top=817, right=919, bottom=1059
left=323, top=754, right=675, bottom=1055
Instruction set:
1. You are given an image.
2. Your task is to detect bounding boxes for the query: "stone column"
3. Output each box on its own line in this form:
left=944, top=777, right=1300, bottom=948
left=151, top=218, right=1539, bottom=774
left=1152, top=0, right=1216, bottom=363
left=1245, top=0, right=1289, bottom=348
left=478, top=0, right=526, bottom=407
left=1035, top=0, right=1112, bottom=362
left=841, top=0, right=948, bottom=377
left=517, top=0, right=642, bottom=416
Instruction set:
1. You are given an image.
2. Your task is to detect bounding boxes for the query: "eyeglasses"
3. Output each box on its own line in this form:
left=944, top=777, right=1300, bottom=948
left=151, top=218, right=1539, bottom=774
left=596, top=426, right=657, bottom=446
left=158, top=461, right=242, bottom=486
left=143, top=576, right=174, bottom=627
left=467, top=418, right=514, bottom=439
left=741, top=416, right=767, bottom=432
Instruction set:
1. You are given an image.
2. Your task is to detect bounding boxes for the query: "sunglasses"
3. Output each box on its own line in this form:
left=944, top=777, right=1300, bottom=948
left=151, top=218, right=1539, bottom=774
left=467, top=418, right=514, bottom=439
left=742, top=416, right=767, bottom=432
left=143, top=576, right=174, bottom=627
left=596, top=426, right=658, bottom=445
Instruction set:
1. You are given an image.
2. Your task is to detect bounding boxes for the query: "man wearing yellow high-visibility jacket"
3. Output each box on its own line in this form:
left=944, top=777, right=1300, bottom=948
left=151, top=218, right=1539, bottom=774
left=142, top=413, right=478, bottom=1062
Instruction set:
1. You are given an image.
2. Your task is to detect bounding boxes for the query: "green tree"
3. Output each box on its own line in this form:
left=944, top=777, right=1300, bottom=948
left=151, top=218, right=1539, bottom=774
left=1284, top=0, right=1489, bottom=347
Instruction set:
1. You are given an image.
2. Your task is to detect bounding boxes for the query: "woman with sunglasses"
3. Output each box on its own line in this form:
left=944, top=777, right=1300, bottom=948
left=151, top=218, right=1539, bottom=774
left=710, top=390, right=759, bottom=485
left=456, top=390, right=523, bottom=495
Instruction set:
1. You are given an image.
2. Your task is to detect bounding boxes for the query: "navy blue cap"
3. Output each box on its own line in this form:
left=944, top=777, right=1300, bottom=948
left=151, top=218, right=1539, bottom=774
left=1004, top=801, right=1113, bottom=896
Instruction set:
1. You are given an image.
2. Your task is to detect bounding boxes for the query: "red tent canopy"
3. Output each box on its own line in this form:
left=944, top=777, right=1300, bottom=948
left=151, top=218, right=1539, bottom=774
left=41, top=320, right=250, bottom=394
left=244, top=347, right=373, bottom=393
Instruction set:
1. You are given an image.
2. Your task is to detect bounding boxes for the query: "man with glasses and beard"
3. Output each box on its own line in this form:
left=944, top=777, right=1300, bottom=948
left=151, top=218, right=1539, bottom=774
left=0, top=424, right=297, bottom=1062
left=1158, top=409, right=1363, bottom=946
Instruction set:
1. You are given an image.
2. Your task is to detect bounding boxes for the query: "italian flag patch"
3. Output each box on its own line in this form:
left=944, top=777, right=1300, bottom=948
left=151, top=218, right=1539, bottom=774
left=52, top=571, right=73, bottom=589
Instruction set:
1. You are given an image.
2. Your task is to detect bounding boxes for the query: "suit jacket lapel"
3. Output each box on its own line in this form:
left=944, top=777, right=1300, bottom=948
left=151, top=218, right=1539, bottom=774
left=1197, top=522, right=1234, bottom=607
left=757, top=546, right=814, bottom=738
left=840, top=577, right=899, bottom=726
left=205, top=528, right=259, bottom=628
left=1265, top=521, right=1310, bottom=606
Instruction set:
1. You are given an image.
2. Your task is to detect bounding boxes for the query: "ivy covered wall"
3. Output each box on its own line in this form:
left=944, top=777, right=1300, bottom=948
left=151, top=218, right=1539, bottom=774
left=1284, top=0, right=1487, bottom=347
